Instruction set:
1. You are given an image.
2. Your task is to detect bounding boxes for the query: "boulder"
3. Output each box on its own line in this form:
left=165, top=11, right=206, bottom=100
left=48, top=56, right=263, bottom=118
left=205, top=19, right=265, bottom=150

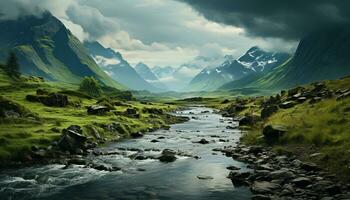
left=87, top=105, right=110, bottom=115
left=261, top=105, right=278, bottom=119
left=337, top=91, right=350, bottom=100
left=58, top=125, right=87, bottom=153
left=125, top=108, right=137, bottom=115
left=228, top=171, right=251, bottom=186
left=262, top=125, right=287, bottom=142
left=197, top=138, right=209, bottom=144
left=251, top=181, right=280, bottom=194
left=279, top=101, right=297, bottom=109
left=40, top=93, right=68, bottom=107
left=158, top=149, right=177, bottom=162
left=291, top=177, right=312, bottom=188
left=300, top=162, right=319, bottom=171
left=239, top=115, right=260, bottom=126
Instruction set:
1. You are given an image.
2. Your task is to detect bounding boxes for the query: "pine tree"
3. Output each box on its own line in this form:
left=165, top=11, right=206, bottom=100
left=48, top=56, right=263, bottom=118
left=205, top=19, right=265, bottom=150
left=5, top=52, right=20, bottom=78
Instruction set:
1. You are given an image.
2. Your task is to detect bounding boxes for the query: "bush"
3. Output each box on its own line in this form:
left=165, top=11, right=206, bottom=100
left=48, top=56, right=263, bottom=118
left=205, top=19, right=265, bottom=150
left=79, top=77, right=102, bottom=97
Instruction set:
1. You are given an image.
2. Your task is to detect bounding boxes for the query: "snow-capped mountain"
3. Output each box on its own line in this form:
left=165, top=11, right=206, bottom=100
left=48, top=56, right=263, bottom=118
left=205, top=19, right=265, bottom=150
left=134, top=62, right=168, bottom=89
left=186, top=46, right=290, bottom=91
left=84, top=41, right=163, bottom=92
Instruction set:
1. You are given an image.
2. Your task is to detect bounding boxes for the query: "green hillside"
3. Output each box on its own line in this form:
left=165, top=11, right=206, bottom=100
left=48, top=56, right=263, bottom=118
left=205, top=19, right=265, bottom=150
left=0, top=13, right=124, bottom=89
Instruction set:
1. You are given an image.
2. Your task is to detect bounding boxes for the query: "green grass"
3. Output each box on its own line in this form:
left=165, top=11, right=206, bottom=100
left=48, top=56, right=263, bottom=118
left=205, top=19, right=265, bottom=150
left=236, top=76, right=350, bottom=180
left=0, top=72, right=184, bottom=163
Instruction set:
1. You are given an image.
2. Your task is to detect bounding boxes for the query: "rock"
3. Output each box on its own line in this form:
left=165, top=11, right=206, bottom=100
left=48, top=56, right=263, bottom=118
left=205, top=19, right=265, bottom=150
left=67, top=158, right=87, bottom=165
left=279, top=101, right=297, bottom=109
left=226, top=165, right=241, bottom=170
left=197, top=138, right=209, bottom=144
left=58, top=125, right=87, bottom=153
left=150, top=139, right=159, bottom=143
left=251, top=194, right=271, bottom=200
left=228, top=171, right=251, bottom=186
left=90, top=163, right=114, bottom=171
left=251, top=181, right=280, bottom=194
left=269, top=169, right=295, bottom=181
left=262, top=125, right=287, bottom=142
left=131, top=132, right=143, bottom=138
left=337, top=91, right=350, bottom=100
left=158, top=149, right=177, bottom=162
left=300, top=162, right=319, bottom=171
left=261, top=105, right=278, bottom=119
left=125, top=108, right=137, bottom=115
left=197, top=175, right=214, bottom=180
left=291, top=177, right=312, bottom=188
left=288, top=87, right=303, bottom=97
left=41, top=93, right=69, bottom=107
left=239, top=115, right=260, bottom=126
left=87, top=105, right=110, bottom=115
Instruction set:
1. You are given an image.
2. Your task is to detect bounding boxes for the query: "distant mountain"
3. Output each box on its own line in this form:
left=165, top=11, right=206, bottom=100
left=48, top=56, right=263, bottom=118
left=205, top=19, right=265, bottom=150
left=134, top=62, right=167, bottom=89
left=0, top=13, right=124, bottom=89
left=84, top=41, right=162, bottom=92
left=152, top=66, right=176, bottom=79
left=229, top=25, right=350, bottom=90
left=188, top=47, right=290, bottom=91
left=134, top=62, right=158, bottom=81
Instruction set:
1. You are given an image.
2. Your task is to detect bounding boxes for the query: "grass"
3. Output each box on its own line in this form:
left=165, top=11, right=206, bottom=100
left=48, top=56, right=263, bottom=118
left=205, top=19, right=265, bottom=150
left=0, top=72, right=184, bottom=164
left=234, top=76, right=350, bottom=180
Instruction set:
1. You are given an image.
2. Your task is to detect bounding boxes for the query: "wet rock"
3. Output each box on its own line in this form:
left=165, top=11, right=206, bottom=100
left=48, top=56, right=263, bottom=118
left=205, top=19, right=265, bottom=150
left=269, top=169, right=295, bottom=181
left=262, top=125, right=287, bottom=142
left=228, top=171, right=251, bottom=186
left=67, top=158, right=87, bottom=165
left=150, top=139, right=160, bottom=143
left=197, top=175, right=214, bottom=180
left=197, top=138, right=210, bottom=144
left=261, top=105, right=278, bottom=119
left=90, top=163, right=119, bottom=171
left=131, top=132, right=143, bottom=138
left=292, top=177, right=312, bottom=188
left=158, top=149, right=177, bottom=162
left=58, top=125, right=87, bottom=153
left=226, top=165, right=241, bottom=170
left=251, top=181, right=280, bottom=194
left=87, top=105, right=110, bottom=115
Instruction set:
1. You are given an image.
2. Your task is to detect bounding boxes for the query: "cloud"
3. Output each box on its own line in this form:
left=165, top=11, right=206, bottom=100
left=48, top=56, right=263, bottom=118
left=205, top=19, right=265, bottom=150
left=179, top=0, right=350, bottom=40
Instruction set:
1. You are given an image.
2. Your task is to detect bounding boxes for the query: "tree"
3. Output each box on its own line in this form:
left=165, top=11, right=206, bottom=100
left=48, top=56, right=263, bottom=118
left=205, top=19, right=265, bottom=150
left=5, top=52, right=20, bottom=78
left=79, top=76, right=102, bottom=97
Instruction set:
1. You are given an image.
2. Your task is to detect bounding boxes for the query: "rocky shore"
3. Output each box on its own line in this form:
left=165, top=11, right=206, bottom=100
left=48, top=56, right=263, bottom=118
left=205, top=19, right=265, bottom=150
left=216, top=144, right=350, bottom=199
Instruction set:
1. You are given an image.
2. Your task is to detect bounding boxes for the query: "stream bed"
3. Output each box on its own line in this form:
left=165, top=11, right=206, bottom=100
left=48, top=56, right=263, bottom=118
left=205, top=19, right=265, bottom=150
left=0, top=107, right=252, bottom=200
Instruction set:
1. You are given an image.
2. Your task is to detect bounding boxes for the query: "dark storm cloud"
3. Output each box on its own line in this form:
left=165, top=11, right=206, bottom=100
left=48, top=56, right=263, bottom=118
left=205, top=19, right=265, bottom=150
left=179, top=0, right=350, bottom=40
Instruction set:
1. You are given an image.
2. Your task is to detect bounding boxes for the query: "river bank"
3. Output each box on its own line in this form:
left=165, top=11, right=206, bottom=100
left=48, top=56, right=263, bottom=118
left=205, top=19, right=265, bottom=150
left=0, top=107, right=252, bottom=200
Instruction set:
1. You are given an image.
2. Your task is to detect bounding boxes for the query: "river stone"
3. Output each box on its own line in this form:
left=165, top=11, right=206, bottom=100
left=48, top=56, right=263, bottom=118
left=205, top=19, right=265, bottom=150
left=131, top=132, right=143, bottom=138
left=292, top=177, right=312, bottom=188
left=197, top=138, right=209, bottom=144
left=58, top=125, right=87, bottom=153
left=158, top=149, right=177, bottom=162
left=197, top=175, right=214, bottom=180
left=251, top=181, right=280, bottom=194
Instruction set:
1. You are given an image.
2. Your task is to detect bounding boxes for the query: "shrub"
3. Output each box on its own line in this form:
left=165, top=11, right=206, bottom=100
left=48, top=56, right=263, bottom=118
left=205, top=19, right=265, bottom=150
left=79, top=77, right=102, bottom=97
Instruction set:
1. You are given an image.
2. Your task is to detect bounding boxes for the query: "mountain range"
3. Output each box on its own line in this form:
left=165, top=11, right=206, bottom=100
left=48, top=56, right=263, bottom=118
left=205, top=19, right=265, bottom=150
left=187, top=47, right=290, bottom=91
left=0, top=12, right=124, bottom=89
left=84, top=41, right=163, bottom=92
left=220, top=25, right=350, bottom=91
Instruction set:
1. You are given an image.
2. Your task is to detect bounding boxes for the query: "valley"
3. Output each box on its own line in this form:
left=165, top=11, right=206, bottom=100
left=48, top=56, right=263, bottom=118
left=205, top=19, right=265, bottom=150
left=0, top=1, right=350, bottom=200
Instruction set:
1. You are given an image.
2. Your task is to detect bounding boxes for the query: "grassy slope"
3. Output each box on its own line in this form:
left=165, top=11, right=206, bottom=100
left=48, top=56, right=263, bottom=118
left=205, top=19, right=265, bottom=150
left=209, top=76, right=350, bottom=180
left=0, top=71, right=183, bottom=163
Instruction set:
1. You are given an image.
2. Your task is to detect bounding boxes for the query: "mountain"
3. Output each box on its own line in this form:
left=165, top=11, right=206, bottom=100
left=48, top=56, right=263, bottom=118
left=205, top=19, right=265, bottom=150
left=229, top=25, right=350, bottom=90
left=152, top=66, right=176, bottom=79
left=0, top=13, right=124, bottom=89
left=134, top=62, right=167, bottom=89
left=84, top=41, right=162, bottom=92
left=135, top=62, right=158, bottom=81
left=187, top=47, right=290, bottom=91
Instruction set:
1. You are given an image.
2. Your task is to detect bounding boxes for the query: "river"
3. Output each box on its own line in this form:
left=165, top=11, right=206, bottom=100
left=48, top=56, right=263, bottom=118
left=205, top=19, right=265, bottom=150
left=0, top=107, right=252, bottom=200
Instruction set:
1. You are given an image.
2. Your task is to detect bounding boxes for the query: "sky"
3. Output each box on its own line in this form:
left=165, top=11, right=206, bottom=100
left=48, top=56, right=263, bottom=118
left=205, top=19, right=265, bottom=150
left=0, top=0, right=348, bottom=68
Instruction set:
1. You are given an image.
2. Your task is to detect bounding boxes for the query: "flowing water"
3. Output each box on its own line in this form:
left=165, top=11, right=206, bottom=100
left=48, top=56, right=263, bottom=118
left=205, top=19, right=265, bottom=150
left=0, top=107, right=252, bottom=200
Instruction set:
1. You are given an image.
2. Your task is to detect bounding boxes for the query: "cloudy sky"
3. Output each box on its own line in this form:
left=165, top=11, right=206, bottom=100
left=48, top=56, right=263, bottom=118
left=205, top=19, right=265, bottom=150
left=0, top=0, right=348, bottom=68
